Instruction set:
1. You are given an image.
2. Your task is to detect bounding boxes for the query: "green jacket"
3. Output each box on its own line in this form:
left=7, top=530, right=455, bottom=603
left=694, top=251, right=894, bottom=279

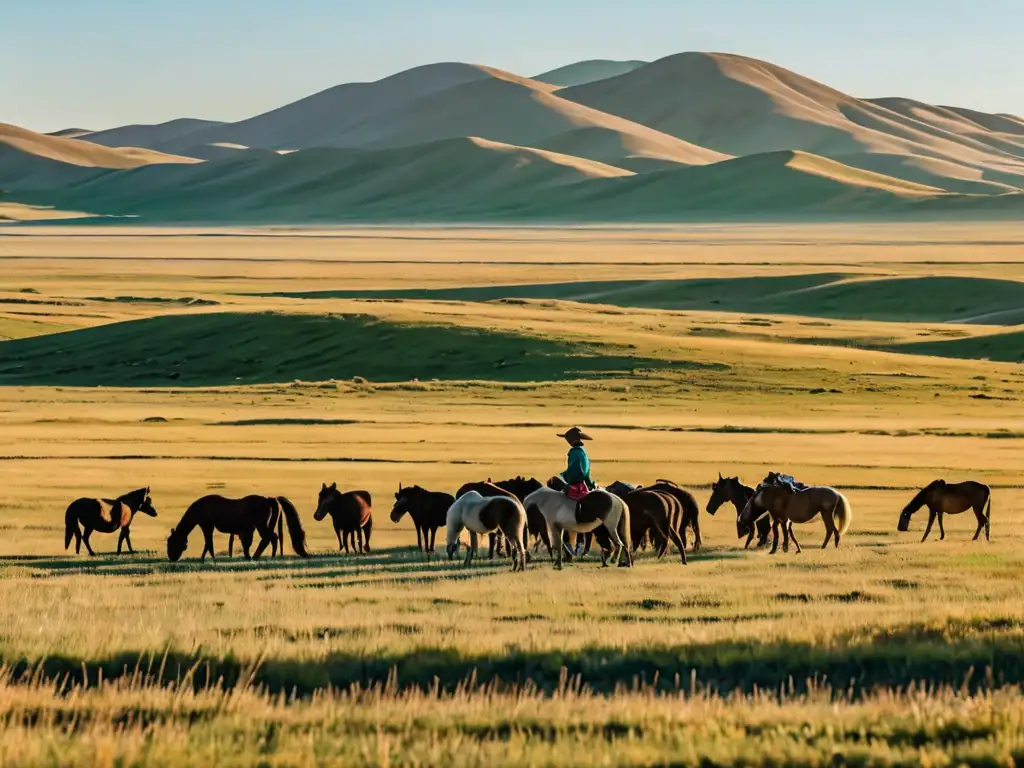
left=563, top=445, right=595, bottom=489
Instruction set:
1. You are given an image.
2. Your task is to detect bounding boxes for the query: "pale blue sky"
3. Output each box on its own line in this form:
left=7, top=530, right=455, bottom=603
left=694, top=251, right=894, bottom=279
left=4, top=0, right=1022, bottom=132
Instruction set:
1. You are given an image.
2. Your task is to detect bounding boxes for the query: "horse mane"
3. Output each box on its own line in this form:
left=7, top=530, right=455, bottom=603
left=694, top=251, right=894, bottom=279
left=903, top=481, right=940, bottom=513
left=118, top=487, right=149, bottom=506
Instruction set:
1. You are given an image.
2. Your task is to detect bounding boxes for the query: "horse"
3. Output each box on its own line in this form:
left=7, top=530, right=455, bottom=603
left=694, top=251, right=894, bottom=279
left=621, top=489, right=687, bottom=564
left=523, top=486, right=632, bottom=569
left=898, top=480, right=992, bottom=542
left=167, top=495, right=308, bottom=562
left=456, top=481, right=519, bottom=558
left=314, top=483, right=373, bottom=553
left=391, top=484, right=452, bottom=552
left=648, top=479, right=702, bottom=551
left=445, top=491, right=527, bottom=572
left=64, top=487, right=156, bottom=556
left=706, top=474, right=771, bottom=548
left=740, top=484, right=852, bottom=553
left=492, top=476, right=546, bottom=550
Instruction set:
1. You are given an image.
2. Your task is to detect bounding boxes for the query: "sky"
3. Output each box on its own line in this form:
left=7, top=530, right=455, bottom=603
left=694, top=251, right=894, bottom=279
left=3, top=0, right=1022, bottom=132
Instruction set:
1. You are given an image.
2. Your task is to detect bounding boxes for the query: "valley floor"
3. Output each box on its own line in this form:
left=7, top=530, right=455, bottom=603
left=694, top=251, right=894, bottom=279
left=0, top=224, right=1022, bottom=765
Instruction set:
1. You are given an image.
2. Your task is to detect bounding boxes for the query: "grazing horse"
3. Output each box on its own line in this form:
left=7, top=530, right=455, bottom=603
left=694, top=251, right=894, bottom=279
left=445, top=491, right=527, bottom=572
left=706, top=474, right=772, bottom=548
left=64, top=487, right=157, bottom=556
left=741, top=484, right=852, bottom=553
left=622, top=489, right=687, bottom=564
left=315, top=483, right=373, bottom=553
left=524, top=487, right=632, bottom=569
left=456, top=481, right=518, bottom=558
left=167, top=495, right=308, bottom=562
left=391, top=484, right=452, bottom=552
left=898, top=480, right=992, bottom=542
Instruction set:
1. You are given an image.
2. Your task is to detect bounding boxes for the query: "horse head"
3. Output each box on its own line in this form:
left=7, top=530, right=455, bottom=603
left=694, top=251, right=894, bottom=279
left=391, top=484, right=418, bottom=522
left=166, top=527, right=187, bottom=562
left=138, top=487, right=158, bottom=517
left=898, top=480, right=943, bottom=532
left=315, top=482, right=338, bottom=521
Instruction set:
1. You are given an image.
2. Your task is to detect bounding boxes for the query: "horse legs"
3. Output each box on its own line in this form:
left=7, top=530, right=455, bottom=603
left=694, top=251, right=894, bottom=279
left=743, top=528, right=755, bottom=549
left=550, top=524, right=565, bottom=570
left=363, top=522, right=372, bottom=553
left=277, top=514, right=284, bottom=557
left=488, top=533, right=498, bottom=559
left=921, top=509, right=937, bottom=543
left=82, top=528, right=96, bottom=557
left=769, top=519, right=780, bottom=555
left=428, top=527, right=438, bottom=553
left=240, top=532, right=253, bottom=560
left=782, top=521, right=791, bottom=553
left=937, top=511, right=946, bottom=541
left=603, top=520, right=630, bottom=568
left=788, top=523, right=802, bottom=554
left=691, top=516, right=702, bottom=552
left=117, top=527, right=128, bottom=555
left=200, top=525, right=216, bottom=561
left=821, top=510, right=837, bottom=550
left=658, top=519, right=687, bottom=565
left=122, top=526, right=135, bottom=555
left=972, top=504, right=987, bottom=541
left=252, top=521, right=276, bottom=560
left=464, top=531, right=478, bottom=567
left=228, top=535, right=234, bottom=558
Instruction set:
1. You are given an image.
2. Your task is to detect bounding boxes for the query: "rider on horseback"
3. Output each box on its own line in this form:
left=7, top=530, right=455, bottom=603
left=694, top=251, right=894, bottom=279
left=558, top=427, right=595, bottom=500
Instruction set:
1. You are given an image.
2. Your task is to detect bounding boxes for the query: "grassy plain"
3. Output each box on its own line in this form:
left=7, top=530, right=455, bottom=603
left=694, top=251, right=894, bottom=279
left=0, top=223, right=1023, bottom=765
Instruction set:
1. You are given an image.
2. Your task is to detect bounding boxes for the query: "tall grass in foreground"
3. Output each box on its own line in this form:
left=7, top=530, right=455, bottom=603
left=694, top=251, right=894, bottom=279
left=0, top=666, right=1022, bottom=767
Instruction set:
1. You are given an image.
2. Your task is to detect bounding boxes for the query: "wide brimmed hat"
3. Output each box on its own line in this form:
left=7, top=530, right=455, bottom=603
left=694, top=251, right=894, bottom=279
left=557, top=426, right=592, bottom=441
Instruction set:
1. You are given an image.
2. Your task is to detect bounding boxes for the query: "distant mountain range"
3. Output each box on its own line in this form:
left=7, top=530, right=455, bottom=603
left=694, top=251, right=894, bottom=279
left=3, top=52, right=1023, bottom=222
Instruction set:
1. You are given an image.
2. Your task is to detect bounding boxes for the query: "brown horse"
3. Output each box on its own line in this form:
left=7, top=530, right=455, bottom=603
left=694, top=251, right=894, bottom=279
left=622, top=489, right=687, bottom=564
left=391, top=484, right=452, bottom=552
left=167, top=495, right=308, bottom=561
left=64, top=487, right=156, bottom=556
left=648, top=479, right=702, bottom=551
left=315, top=483, right=373, bottom=553
left=456, top=481, right=518, bottom=558
left=898, top=480, right=991, bottom=542
left=706, top=474, right=772, bottom=548
left=493, top=476, right=546, bottom=550
left=741, top=484, right=853, bottom=553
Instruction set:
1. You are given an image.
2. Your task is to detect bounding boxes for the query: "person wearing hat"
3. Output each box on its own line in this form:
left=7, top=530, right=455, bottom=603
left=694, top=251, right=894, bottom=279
left=558, top=426, right=595, bottom=496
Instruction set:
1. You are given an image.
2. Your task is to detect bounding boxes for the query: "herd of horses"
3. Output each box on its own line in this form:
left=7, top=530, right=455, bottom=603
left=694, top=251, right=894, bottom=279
left=62, top=473, right=994, bottom=568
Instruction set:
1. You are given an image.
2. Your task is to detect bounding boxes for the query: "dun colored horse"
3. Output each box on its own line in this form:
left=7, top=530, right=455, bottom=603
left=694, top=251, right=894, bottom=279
left=167, top=495, right=308, bottom=561
left=445, top=491, right=527, bottom=572
left=315, top=483, right=373, bottom=553
left=391, top=484, right=452, bottom=552
left=524, top=487, right=632, bottom=569
left=64, top=487, right=157, bottom=556
left=706, top=474, right=771, bottom=548
left=741, top=484, right=853, bottom=553
left=898, top=480, right=992, bottom=542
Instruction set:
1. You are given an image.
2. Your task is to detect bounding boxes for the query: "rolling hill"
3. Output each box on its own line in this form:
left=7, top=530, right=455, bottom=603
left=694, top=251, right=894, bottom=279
left=533, top=60, right=647, bottom=87
left=5, top=50, right=1024, bottom=223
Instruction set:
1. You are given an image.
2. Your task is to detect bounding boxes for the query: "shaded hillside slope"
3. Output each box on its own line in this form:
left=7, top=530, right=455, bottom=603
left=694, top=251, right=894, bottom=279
left=0, top=312, right=668, bottom=386
left=533, top=59, right=648, bottom=87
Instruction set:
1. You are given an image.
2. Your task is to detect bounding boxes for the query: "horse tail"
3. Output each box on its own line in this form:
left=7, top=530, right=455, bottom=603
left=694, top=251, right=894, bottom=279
left=618, top=497, right=633, bottom=555
left=276, top=497, right=309, bottom=557
left=64, top=504, right=79, bottom=550
left=277, top=510, right=285, bottom=556
left=834, top=493, right=853, bottom=536
left=984, top=488, right=992, bottom=540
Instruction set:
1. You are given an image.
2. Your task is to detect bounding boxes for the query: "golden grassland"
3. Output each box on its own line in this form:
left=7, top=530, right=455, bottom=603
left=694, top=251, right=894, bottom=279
left=0, top=224, right=1023, bottom=765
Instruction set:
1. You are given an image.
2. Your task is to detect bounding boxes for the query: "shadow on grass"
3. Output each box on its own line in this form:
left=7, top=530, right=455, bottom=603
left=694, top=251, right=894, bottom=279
left=7, top=619, right=1024, bottom=699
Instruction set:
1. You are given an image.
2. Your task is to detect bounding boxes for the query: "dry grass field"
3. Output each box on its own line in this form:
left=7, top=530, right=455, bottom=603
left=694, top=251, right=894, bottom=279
left=1, top=223, right=1023, bottom=765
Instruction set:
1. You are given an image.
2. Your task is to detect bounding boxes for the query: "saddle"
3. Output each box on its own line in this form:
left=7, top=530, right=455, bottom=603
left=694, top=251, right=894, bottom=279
left=764, top=472, right=808, bottom=493
left=565, top=483, right=590, bottom=501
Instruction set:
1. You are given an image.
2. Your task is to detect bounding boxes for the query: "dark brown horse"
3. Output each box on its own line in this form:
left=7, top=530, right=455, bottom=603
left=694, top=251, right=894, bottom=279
left=898, top=480, right=992, bottom=542
left=167, top=495, right=308, bottom=561
left=741, top=484, right=853, bottom=553
left=390, top=484, right=452, bottom=552
left=493, top=476, right=547, bottom=551
left=622, top=489, right=687, bottom=564
left=315, top=483, right=373, bottom=553
left=64, top=487, right=156, bottom=556
left=706, top=474, right=772, bottom=548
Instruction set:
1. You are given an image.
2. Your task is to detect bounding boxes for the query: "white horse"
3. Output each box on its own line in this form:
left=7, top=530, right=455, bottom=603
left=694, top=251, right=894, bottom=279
left=523, top=487, right=632, bottom=569
left=445, top=491, right=527, bottom=571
